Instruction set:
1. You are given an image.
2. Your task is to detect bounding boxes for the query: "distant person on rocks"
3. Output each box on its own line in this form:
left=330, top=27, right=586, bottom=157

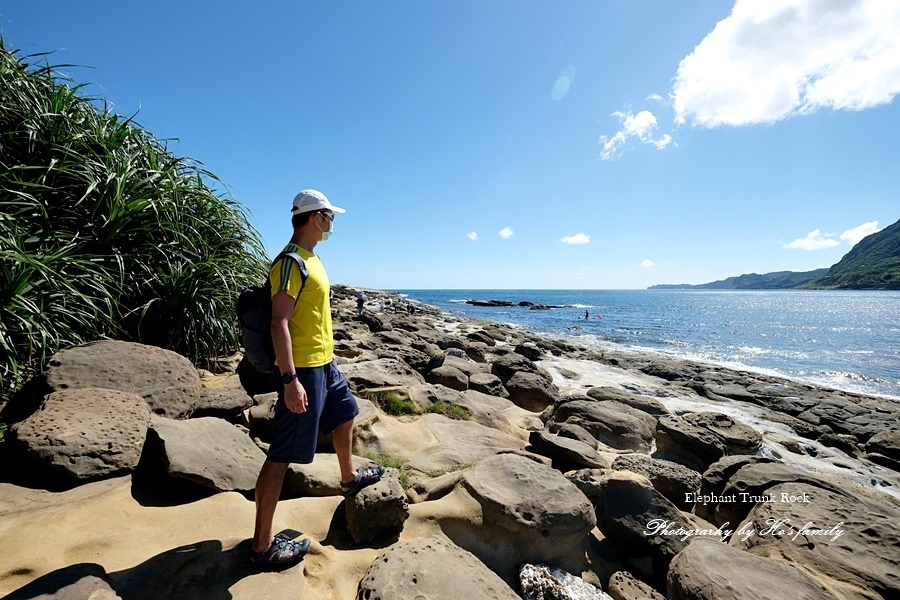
left=357, top=291, right=367, bottom=316
left=379, top=298, right=385, bottom=313
left=250, top=189, right=383, bottom=566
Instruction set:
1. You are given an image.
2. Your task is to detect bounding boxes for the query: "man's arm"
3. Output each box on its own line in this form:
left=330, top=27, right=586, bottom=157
left=271, top=290, right=307, bottom=413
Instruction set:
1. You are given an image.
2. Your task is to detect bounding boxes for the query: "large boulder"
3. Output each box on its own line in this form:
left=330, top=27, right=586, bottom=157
left=505, top=371, right=560, bottom=412
left=143, top=417, right=266, bottom=492
left=567, top=470, right=719, bottom=586
left=356, top=537, right=520, bottom=599
left=608, top=570, right=664, bottom=600
left=654, top=412, right=762, bottom=472
left=611, top=454, right=701, bottom=511
left=426, top=365, right=468, bottom=391
left=283, top=454, right=380, bottom=497
left=458, top=453, right=596, bottom=582
left=528, top=431, right=611, bottom=471
left=866, top=430, right=900, bottom=463
left=340, top=358, right=425, bottom=392
left=668, top=538, right=838, bottom=599
left=468, top=372, right=508, bottom=398
left=43, top=340, right=202, bottom=419
left=9, top=388, right=150, bottom=482
left=345, top=471, right=410, bottom=544
left=733, top=482, right=900, bottom=599
left=547, top=400, right=654, bottom=453
left=190, top=387, right=252, bottom=420
left=491, top=353, right=546, bottom=384
left=707, top=461, right=845, bottom=528
left=586, top=387, right=669, bottom=418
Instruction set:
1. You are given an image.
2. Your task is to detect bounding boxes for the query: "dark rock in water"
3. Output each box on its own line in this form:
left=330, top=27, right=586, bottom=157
left=467, top=299, right=514, bottom=307
left=667, top=538, right=839, bottom=600
left=357, top=537, right=521, bottom=599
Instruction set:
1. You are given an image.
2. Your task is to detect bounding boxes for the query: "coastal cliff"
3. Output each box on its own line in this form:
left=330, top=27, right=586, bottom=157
left=650, top=217, right=900, bottom=290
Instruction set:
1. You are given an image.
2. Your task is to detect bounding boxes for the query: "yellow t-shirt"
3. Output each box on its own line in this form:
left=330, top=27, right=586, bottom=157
left=269, top=244, right=334, bottom=368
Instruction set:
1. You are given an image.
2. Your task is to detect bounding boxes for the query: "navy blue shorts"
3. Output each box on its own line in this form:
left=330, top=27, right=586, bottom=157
left=267, top=361, right=359, bottom=464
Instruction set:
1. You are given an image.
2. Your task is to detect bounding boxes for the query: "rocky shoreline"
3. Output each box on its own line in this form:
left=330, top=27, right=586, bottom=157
left=1, top=285, right=899, bottom=599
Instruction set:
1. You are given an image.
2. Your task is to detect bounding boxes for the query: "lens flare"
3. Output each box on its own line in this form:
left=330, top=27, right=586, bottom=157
left=551, top=65, right=576, bottom=101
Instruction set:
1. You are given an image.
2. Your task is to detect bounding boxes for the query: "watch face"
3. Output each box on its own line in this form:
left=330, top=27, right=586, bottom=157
left=282, top=372, right=296, bottom=384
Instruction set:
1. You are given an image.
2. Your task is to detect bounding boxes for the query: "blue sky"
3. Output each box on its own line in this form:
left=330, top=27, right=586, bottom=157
left=3, top=0, right=899, bottom=289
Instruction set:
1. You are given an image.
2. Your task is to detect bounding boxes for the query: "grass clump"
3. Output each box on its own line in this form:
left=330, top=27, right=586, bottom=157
left=358, top=451, right=410, bottom=489
left=0, top=41, right=268, bottom=402
left=426, top=401, right=471, bottom=421
left=361, top=390, right=422, bottom=416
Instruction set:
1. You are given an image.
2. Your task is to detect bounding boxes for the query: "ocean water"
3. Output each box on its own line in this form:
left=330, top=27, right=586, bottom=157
left=394, top=289, right=900, bottom=400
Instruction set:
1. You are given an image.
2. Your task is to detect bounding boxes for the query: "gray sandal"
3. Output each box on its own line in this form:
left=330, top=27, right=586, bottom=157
left=249, top=533, right=311, bottom=565
left=341, top=465, right=385, bottom=497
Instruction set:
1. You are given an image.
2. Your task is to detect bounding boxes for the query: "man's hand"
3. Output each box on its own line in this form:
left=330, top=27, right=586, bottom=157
left=284, top=379, right=308, bottom=413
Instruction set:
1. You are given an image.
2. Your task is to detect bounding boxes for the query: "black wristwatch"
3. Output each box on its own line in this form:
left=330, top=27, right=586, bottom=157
left=281, top=371, right=298, bottom=384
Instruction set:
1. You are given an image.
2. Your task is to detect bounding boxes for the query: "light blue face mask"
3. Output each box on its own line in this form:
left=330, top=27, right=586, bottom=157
left=319, top=213, right=334, bottom=241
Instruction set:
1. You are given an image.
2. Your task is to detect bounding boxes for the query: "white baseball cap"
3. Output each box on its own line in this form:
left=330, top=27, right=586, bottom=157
left=291, top=189, right=346, bottom=215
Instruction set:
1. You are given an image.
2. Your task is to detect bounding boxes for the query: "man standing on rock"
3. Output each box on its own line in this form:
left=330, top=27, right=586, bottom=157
left=250, top=189, right=384, bottom=565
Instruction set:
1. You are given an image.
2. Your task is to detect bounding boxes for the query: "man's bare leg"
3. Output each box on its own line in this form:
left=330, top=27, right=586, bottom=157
left=332, top=418, right=357, bottom=485
left=252, top=460, right=290, bottom=552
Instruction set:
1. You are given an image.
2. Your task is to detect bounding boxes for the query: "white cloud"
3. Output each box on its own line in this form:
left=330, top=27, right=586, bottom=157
left=782, top=229, right=840, bottom=251
left=672, top=0, right=900, bottom=127
left=561, top=233, right=590, bottom=245
left=641, top=259, right=655, bottom=268
left=599, top=110, right=673, bottom=160
left=840, top=220, right=881, bottom=245
left=498, top=227, right=514, bottom=239
left=466, top=231, right=479, bottom=241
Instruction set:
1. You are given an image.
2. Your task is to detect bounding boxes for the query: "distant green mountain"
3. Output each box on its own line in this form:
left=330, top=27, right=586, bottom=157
left=649, top=269, right=830, bottom=290
left=649, top=217, right=900, bottom=291
left=804, top=218, right=900, bottom=289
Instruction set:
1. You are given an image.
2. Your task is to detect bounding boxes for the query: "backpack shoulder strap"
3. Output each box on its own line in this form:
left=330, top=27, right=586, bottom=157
left=270, top=251, right=309, bottom=304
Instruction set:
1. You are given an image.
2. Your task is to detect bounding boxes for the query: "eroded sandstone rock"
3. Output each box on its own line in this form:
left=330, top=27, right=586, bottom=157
left=356, top=537, right=520, bottom=600
left=10, top=387, right=150, bottom=482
